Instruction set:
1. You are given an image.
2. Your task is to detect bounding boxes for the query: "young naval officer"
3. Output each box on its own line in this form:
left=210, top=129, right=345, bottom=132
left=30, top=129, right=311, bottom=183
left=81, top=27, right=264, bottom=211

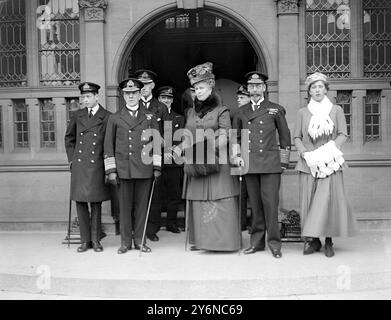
left=65, top=82, right=111, bottom=253
left=232, top=71, right=291, bottom=258
left=104, top=78, right=162, bottom=254
left=147, top=86, right=185, bottom=236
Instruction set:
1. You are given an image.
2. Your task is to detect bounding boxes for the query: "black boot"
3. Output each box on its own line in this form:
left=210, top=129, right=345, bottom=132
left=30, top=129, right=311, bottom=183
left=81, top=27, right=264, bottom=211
left=324, top=237, right=334, bottom=257
left=303, top=237, right=322, bottom=255
left=114, top=220, right=120, bottom=235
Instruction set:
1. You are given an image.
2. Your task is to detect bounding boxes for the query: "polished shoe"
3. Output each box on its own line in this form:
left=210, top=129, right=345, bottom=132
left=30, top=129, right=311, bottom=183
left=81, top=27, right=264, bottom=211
left=189, top=245, right=200, bottom=251
left=77, top=242, right=90, bottom=253
left=324, top=242, right=335, bottom=258
left=271, top=248, right=282, bottom=258
left=134, top=244, right=152, bottom=253
left=92, top=241, right=103, bottom=252
left=303, top=238, right=322, bottom=255
left=243, top=246, right=263, bottom=255
left=147, top=234, right=159, bottom=241
left=166, top=226, right=181, bottom=233
left=117, top=244, right=131, bottom=254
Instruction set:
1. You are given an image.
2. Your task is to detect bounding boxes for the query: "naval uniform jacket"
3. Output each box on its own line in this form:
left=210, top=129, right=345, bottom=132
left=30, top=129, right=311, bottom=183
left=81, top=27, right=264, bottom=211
left=65, top=105, right=111, bottom=202
left=162, top=109, right=185, bottom=168
left=104, top=107, right=162, bottom=179
left=232, top=99, right=291, bottom=174
left=139, top=97, right=168, bottom=134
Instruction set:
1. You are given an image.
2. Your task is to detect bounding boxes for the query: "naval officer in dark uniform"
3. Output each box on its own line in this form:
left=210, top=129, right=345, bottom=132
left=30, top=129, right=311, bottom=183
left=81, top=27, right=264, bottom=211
left=104, top=78, right=162, bottom=254
left=147, top=86, right=185, bottom=236
left=232, top=71, right=291, bottom=258
left=65, top=82, right=111, bottom=253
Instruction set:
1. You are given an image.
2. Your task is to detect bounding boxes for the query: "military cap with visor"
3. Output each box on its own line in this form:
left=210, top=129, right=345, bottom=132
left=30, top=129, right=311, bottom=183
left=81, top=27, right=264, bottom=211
left=245, top=71, right=268, bottom=84
left=119, top=78, right=143, bottom=92
left=134, top=69, right=158, bottom=84
left=78, top=82, right=100, bottom=94
left=156, top=86, right=176, bottom=98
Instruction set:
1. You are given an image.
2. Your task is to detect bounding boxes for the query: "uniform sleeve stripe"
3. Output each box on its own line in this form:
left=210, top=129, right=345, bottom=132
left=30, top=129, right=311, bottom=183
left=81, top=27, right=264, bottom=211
left=104, top=157, right=116, bottom=171
left=153, top=155, right=162, bottom=167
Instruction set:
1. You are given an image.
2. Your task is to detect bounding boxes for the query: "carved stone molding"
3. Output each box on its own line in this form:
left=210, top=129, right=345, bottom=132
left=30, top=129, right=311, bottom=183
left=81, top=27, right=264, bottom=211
left=79, top=0, right=107, bottom=21
left=78, top=0, right=108, bottom=9
left=177, top=0, right=204, bottom=9
left=276, top=0, right=301, bottom=15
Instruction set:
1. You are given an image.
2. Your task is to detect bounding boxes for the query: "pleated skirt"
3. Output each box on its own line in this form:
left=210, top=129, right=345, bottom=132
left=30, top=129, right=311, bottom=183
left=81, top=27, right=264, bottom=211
left=187, top=196, right=241, bottom=251
left=299, top=171, right=357, bottom=238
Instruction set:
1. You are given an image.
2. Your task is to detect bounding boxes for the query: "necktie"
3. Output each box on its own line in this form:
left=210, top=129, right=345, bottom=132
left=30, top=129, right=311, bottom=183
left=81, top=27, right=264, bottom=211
left=89, top=109, right=93, bottom=118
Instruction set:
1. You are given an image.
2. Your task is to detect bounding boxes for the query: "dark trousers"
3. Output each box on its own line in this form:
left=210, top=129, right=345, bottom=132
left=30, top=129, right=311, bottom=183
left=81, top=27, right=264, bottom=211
left=76, top=202, right=102, bottom=243
left=147, top=166, right=183, bottom=235
left=240, top=179, right=251, bottom=229
left=110, top=184, right=120, bottom=222
left=119, top=178, right=153, bottom=246
left=245, top=173, right=281, bottom=250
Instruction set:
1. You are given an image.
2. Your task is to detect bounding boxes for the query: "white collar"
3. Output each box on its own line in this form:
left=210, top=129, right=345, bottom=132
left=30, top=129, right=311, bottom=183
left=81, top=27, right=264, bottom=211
left=126, top=104, right=139, bottom=112
left=251, top=97, right=264, bottom=110
left=141, top=95, right=153, bottom=103
left=88, top=104, right=99, bottom=115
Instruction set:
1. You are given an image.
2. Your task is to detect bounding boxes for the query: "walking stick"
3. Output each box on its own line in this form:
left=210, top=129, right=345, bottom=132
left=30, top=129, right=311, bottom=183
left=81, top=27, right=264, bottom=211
left=185, top=199, right=189, bottom=251
left=67, top=173, right=72, bottom=248
left=238, top=172, right=243, bottom=255
left=139, top=177, right=156, bottom=257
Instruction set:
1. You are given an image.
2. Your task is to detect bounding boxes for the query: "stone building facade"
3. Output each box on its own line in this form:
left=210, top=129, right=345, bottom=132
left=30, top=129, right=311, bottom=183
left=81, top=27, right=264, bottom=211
left=0, top=0, right=390, bottom=225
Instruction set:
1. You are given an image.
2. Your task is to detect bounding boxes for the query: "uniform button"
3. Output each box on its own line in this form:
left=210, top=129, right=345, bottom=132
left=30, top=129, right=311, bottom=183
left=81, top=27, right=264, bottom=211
left=260, top=149, right=263, bottom=153
left=260, top=130, right=263, bottom=133
left=128, top=130, right=131, bottom=133
left=248, top=121, right=251, bottom=125
left=129, top=152, right=132, bottom=155
left=129, top=145, right=132, bottom=148
left=260, top=121, right=263, bottom=124
left=79, top=141, right=82, bottom=144
left=248, top=140, right=251, bottom=143
left=92, top=142, right=96, bottom=146
left=248, top=150, right=251, bottom=153
left=80, top=133, right=83, bottom=136
left=143, top=152, right=146, bottom=155
left=129, top=137, right=132, bottom=140
left=94, top=133, right=97, bottom=137
left=248, top=131, right=251, bottom=134
left=79, top=150, right=82, bottom=153
left=260, top=140, right=263, bottom=143
left=77, top=159, right=81, bottom=162
left=91, top=160, right=95, bottom=163
left=92, top=151, right=95, bottom=155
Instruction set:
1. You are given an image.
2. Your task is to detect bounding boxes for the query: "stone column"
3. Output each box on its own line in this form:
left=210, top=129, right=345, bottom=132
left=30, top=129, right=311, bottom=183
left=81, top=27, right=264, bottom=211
left=276, top=0, right=301, bottom=130
left=78, top=0, right=108, bottom=107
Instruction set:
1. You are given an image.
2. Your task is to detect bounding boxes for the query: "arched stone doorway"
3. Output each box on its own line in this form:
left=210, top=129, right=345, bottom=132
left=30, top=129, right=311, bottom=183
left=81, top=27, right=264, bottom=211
left=117, top=8, right=268, bottom=114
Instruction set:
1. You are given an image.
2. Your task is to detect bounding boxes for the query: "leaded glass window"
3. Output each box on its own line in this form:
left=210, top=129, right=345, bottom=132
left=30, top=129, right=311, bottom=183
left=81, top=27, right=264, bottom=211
left=65, top=97, right=79, bottom=125
left=0, top=0, right=27, bottom=87
left=13, top=99, right=29, bottom=148
left=336, top=90, right=352, bottom=138
left=305, top=0, right=351, bottom=79
left=363, top=0, right=391, bottom=78
left=0, top=106, right=3, bottom=149
left=40, top=98, right=56, bottom=147
left=364, top=90, right=381, bottom=142
left=163, top=12, right=233, bottom=30
left=37, top=0, right=80, bottom=86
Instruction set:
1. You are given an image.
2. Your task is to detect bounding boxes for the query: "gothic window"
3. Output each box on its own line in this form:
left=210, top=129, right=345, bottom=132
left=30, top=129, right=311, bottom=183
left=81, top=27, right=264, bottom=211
left=0, top=0, right=27, bottom=87
left=13, top=99, right=29, bottom=148
left=363, top=0, right=391, bottom=78
left=65, top=97, right=80, bottom=125
left=305, top=0, right=351, bottom=78
left=39, top=98, right=56, bottom=147
left=364, top=90, right=381, bottom=142
left=163, top=11, right=233, bottom=30
left=336, top=90, right=352, bottom=139
left=37, top=0, right=80, bottom=86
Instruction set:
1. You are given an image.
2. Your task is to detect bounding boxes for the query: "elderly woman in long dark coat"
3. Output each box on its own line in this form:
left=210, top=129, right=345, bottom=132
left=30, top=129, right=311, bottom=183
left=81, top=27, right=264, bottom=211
left=174, top=62, right=240, bottom=252
left=293, top=72, right=356, bottom=258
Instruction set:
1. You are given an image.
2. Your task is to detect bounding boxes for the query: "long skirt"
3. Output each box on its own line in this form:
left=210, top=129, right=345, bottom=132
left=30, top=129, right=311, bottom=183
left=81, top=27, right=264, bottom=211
left=299, top=171, right=356, bottom=238
left=187, top=196, right=240, bottom=251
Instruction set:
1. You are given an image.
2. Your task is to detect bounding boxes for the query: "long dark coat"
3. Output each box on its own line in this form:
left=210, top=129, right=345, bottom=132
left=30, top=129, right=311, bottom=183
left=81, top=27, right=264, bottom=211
left=232, top=99, right=291, bottom=174
left=65, top=105, right=111, bottom=202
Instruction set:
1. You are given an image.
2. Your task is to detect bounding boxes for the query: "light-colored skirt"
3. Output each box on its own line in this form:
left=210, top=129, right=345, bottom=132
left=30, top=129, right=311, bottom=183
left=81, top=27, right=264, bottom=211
left=187, top=196, right=240, bottom=251
left=299, top=171, right=357, bottom=238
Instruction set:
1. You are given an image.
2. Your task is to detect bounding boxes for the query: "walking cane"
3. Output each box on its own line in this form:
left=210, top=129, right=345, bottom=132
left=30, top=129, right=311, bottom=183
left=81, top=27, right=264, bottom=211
left=238, top=172, right=243, bottom=255
left=184, top=200, right=189, bottom=251
left=139, top=177, right=156, bottom=257
left=67, top=172, right=72, bottom=248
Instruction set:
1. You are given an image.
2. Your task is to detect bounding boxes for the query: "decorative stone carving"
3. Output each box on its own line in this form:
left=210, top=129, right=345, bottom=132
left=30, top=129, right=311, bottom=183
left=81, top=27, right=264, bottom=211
left=79, top=0, right=107, bottom=21
left=78, top=0, right=108, bottom=9
left=276, top=0, right=301, bottom=15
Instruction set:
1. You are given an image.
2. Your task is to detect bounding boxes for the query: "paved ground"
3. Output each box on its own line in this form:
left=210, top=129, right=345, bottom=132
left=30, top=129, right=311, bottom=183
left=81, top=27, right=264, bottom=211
left=0, top=229, right=390, bottom=300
